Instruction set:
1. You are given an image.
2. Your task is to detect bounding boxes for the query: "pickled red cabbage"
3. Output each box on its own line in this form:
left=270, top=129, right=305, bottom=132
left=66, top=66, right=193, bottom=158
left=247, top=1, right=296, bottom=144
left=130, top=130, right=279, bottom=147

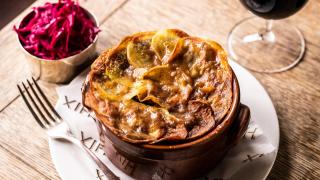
left=14, top=0, right=100, bottom=60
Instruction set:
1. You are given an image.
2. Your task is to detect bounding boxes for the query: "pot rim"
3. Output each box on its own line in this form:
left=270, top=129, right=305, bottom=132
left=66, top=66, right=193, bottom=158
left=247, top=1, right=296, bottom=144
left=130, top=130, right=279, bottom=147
left=140, top=70, right=240, bottom=150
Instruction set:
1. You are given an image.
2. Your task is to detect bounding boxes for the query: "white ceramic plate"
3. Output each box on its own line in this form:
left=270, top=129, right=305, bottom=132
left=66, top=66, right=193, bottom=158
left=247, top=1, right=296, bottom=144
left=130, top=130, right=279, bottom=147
left=49, top=61, right=279, bottom=180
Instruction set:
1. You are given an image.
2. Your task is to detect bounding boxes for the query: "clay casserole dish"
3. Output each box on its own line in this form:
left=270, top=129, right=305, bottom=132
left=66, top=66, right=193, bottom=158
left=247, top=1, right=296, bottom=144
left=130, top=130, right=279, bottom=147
left=82, top=29, right=250, bottom=179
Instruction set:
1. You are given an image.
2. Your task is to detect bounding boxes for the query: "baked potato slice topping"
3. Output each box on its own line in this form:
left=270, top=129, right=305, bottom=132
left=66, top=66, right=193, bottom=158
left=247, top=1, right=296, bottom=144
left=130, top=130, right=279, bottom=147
left=83, top=29, right=233, bottom=144
left=151, top=29, right=188, bottom=64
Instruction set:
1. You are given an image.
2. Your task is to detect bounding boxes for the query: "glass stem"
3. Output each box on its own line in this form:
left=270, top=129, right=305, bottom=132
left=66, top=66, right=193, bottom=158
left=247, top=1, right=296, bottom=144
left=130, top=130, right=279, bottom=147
left=266, top=20, right=273, bottom=33
left=260, top=20, right=275, bottom=42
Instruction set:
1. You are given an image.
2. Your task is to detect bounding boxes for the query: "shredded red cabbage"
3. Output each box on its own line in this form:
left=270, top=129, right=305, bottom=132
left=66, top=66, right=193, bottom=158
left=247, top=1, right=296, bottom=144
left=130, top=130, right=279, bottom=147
left=14, top=0, right=100, bottom=60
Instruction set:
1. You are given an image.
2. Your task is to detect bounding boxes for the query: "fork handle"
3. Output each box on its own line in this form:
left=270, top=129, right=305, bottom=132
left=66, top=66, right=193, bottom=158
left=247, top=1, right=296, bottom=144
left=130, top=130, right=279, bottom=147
left=53, top=135, right=120, bottom=180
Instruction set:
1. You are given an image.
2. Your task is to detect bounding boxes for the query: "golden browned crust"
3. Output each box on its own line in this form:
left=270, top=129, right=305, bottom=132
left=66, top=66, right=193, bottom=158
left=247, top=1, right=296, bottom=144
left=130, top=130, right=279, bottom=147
left=83, top=29, right=233, bottom=144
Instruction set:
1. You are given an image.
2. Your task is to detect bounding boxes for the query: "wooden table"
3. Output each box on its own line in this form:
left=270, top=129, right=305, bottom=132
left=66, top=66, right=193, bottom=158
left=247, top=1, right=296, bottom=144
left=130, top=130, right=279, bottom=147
left=0, top=0, right=319, bottom=179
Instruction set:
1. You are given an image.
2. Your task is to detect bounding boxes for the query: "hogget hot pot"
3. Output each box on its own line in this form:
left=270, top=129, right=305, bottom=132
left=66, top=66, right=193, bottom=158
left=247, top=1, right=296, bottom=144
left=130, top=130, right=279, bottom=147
left=82, top=29, right=250, bottom=179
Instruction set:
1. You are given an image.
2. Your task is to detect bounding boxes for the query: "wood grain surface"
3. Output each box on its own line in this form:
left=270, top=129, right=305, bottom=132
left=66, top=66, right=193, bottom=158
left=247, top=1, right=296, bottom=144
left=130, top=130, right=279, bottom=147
left=0, top=0, right=319, bottom=180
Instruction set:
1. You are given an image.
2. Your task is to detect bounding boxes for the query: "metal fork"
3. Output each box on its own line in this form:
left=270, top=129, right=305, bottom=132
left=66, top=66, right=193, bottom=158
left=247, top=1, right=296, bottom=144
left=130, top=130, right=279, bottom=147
left=17, top=77, right=119, bottom=180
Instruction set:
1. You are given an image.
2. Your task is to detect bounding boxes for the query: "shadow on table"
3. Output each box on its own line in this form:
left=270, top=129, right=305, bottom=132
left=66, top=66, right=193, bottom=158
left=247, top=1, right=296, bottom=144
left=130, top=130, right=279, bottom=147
left=0, top=0, right=36, bottom=29
left=267, top=123, right=291, bottom=180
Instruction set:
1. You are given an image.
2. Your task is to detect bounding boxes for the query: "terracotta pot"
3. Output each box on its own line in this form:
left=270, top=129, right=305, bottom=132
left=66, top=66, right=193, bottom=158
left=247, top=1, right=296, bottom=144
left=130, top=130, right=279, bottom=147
left=96, top=72, right=250, bottom=180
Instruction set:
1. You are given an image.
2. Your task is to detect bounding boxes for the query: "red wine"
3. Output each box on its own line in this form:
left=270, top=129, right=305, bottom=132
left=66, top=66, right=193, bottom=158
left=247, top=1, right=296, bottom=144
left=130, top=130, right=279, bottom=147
left=240, top=0, right=308, bottom=19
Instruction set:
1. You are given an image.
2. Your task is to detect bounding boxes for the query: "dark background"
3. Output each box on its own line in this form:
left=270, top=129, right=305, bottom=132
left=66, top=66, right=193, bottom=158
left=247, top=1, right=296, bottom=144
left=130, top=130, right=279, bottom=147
left=0, top=0, right=35, bottom=29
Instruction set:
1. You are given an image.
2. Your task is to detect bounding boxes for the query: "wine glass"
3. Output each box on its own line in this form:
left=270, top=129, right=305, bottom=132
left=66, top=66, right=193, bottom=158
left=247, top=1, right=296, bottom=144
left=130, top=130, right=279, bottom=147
left=228, top=0, right=309, bottom=73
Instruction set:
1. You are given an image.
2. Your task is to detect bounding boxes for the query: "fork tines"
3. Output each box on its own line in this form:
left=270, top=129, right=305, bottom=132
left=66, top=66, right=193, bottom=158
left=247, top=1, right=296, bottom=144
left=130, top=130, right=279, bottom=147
left=17, top=77, right=62, bottom=129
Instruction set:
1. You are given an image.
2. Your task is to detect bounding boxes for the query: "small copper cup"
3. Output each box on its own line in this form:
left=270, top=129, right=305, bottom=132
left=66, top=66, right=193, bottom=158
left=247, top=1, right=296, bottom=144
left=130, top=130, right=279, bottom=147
left=17, top=6, right=99, bottom=84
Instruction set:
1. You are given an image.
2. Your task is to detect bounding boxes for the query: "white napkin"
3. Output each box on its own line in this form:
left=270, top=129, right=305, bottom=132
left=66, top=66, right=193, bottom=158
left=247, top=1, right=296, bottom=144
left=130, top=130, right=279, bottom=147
left=55, top=69, right=276, bottom=180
